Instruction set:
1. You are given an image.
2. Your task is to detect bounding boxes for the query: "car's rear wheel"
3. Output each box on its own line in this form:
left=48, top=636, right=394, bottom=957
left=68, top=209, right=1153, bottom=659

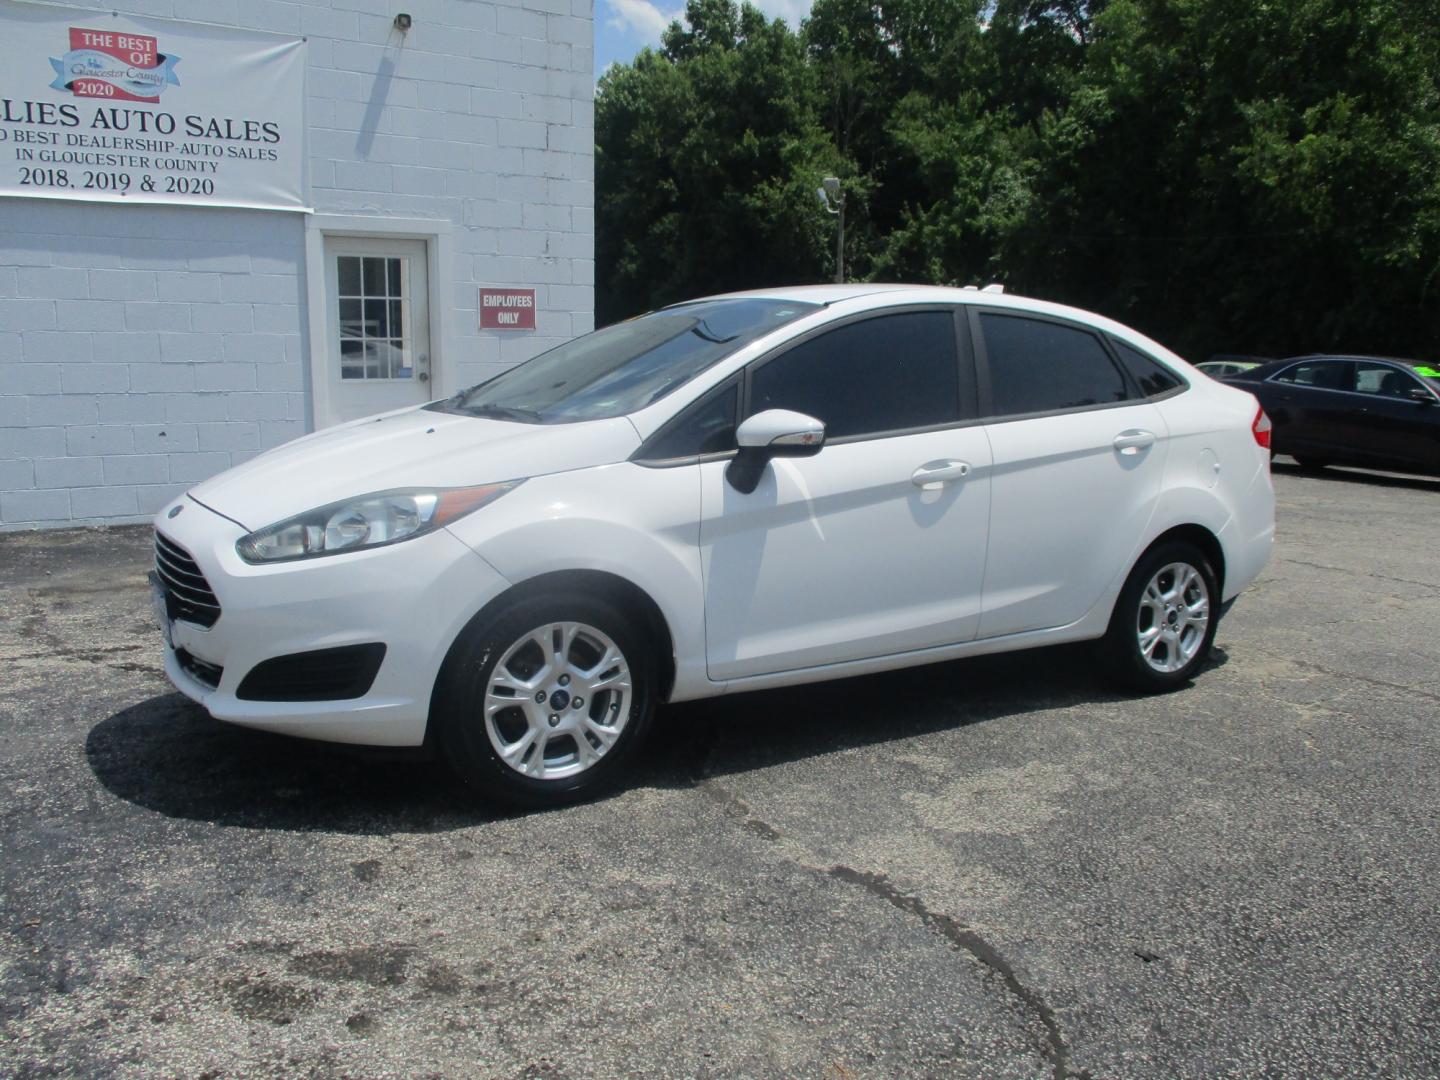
left=434, top=592, right=656, bottom=808
left=1099, top=541, right=1219, bottom=692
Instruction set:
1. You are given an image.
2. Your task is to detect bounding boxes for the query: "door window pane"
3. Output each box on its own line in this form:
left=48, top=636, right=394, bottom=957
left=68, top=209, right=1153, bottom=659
left=339, top=299, right=362, bottom=337
left=1271, top=360, right=1349, bottom=390
left=364, top=299, right=389, bottom=338
left=749, top=312, right=960, bottom=438
left=981, top=314, right=1129, bottom=417
left=336, top=254, right=410, bottom=381
left=1112, top=339, right=1184, bottom=398
left=338, top=257, right=361, bottom=295
left=1354, top=363, right=1422, bottom=397
left=363, top=257, right=386, bottom=295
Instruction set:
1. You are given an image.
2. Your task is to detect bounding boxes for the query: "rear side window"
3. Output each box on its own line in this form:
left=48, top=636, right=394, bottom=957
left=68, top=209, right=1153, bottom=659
left=980, top=314, right=1130, bottom=417
left=1111, top=339, right=1185, bottom=398
left=1271, top=360, right=1350, bottom=390
left=749, top=312, right=960, bottom=439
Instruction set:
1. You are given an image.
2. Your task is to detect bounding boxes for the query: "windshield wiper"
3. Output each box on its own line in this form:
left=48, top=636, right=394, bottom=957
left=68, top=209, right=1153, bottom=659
left=459, top=403, right=543, bottom=423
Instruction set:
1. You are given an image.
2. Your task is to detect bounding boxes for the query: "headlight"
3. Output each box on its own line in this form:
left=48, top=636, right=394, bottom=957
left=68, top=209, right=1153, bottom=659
left=236, top=482, right=521, bottom=564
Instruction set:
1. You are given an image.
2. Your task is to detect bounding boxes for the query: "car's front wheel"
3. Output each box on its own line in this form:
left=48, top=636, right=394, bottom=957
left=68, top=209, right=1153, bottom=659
left=1098, top=541, right=1219, bottom=692
left=434, top=592, right=657, bottom=808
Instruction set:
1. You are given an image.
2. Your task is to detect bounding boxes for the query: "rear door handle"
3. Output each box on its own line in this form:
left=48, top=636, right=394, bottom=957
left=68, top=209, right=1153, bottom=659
left=912, top=460, right=971, bottom=486
left=1113, top=430, right=1156, bottom=455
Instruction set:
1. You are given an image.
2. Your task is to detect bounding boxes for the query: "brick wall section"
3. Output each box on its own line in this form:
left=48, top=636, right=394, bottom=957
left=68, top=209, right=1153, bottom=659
left=0, top=0, right=595, bottom=529
left=0, top=206, right=307, bottom=524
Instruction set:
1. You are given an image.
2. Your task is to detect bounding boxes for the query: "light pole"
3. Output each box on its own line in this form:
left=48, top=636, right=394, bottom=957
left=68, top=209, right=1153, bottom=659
left=817, top=176, right=845, bottom=284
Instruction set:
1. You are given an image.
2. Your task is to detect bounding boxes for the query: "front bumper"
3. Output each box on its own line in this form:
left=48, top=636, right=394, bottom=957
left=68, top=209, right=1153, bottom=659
left=152, top=496, right=511, bottom=746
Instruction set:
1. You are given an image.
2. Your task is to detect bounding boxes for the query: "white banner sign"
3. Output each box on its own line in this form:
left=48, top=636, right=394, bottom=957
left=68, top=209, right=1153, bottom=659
left=0, top=2, right=306, bottom=211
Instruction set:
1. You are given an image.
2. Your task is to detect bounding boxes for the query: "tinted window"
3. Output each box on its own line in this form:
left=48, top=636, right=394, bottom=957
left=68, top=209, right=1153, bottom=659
left=981, top=314, right=1130, bottom=416
left=1112, top=339, right=1184, bottom=397
left=1354, top=362, right=1422, bottom=398
left=749, top=312, right=960, bottom=438
left=1272, top=360, right=1350, bottom=390
left=436, top=298, right=817, bottom=423
left=1403, top=361, right=1440, bottom=394
left=640, top=383, right=738, bottom=460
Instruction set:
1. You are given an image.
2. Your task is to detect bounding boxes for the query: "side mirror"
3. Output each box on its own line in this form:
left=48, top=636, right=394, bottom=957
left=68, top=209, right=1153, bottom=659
left=726, top=409, right=826, bottom=493
left=1408, top=386, right=1435, bottom=405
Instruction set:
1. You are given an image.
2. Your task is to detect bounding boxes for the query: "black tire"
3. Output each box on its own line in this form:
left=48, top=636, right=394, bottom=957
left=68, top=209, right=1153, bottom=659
left=433, top=591, right=657, bottom=808
left=1097, top=541, right=1220, bottom=693
left=1294, top=457, right=1330, bottom=471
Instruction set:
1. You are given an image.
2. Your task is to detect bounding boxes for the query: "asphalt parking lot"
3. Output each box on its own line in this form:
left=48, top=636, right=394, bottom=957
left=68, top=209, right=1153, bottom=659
left=3, top=461, right=1438, bottom=1079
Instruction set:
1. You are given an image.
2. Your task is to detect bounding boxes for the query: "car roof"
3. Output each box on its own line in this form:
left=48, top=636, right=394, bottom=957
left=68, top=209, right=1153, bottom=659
left=1232, top=354, right=1435, bottom=382
left=684, top=284, right=921, bottom=305
left=664, top=283, right=1196, bottom=371
left=1282, top=353, right=1421, bottom=365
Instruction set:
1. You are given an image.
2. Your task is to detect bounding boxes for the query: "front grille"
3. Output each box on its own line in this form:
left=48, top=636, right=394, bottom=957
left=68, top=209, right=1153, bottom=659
left=176, top=648, right=223, bottom=690
left=237, top=644, right=387, bottom=702
left=154, top=531, right=222, bottom=628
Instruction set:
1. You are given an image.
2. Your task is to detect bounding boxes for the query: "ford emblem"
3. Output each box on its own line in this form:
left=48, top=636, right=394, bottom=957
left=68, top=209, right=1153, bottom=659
left=167, top=505, right=184, bottom=519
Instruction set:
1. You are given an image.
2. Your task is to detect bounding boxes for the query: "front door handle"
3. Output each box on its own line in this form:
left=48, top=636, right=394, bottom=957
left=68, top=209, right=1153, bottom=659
left=1113, top=430, right=1156, bottom=455
left=912, top=460, right=971, bottom=487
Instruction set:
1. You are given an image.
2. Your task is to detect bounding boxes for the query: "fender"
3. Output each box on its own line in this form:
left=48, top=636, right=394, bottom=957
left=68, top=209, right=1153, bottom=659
left=1071, top=480, right=1235, bottom=639
left=443, top=461, right=712, bottom=700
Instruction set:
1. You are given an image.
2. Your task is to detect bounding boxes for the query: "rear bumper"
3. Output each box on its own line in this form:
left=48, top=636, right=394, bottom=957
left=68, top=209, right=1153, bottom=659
left=1217, top=460, right=1276, bottom=601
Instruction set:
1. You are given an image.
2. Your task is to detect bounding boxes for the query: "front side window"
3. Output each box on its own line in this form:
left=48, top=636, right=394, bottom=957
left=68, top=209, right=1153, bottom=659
left=436, top=298, right=817, bottom=423
left=980, top=314, right=1130, bottom=417
left=638, top=382, right=739, bottom=461
left=1354, top=362, right=1425, bottom=398
left=1271, top=360, right=1350, bottom=390
left=748, top=311, right=961, bottom=439
left=1404, top=361, right=1440, bottom=396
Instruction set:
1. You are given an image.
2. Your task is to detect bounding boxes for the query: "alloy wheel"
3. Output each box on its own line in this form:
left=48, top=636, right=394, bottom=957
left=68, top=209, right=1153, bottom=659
left=482, top=621, right=632, bottom=781
left=1136, top=561, right=1211, bottom=674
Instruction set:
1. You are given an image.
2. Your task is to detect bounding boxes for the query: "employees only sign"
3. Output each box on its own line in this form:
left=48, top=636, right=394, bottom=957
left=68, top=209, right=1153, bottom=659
left=480, top=288, right=537, bottom=330
left=0, top=2, right=306, bottom=211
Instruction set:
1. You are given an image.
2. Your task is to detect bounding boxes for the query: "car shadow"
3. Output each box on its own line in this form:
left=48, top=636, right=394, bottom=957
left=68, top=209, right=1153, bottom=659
left=85, top=693, right=500, bottom=835
left=1272, top=459, right=1440, bottom=492
left=635, top=642, right=1228, bottom=788
left=89, top=642, right=1226, bottom=833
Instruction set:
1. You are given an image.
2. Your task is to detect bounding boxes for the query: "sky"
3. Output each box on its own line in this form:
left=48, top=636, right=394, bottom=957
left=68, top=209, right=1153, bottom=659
left=595, top=0, right=816, bottom=78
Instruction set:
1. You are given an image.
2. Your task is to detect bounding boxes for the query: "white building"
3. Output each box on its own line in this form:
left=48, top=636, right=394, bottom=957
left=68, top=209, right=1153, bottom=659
left=0, top=0, right=594, bottom=529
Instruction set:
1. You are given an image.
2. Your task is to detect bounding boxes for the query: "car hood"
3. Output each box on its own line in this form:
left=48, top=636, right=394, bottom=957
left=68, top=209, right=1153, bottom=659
left=188, top=406, right=642, bottom=531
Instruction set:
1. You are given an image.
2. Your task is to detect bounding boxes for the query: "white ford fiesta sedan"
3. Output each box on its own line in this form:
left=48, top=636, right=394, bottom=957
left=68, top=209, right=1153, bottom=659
left=151, top=284, right=1275, bottom=806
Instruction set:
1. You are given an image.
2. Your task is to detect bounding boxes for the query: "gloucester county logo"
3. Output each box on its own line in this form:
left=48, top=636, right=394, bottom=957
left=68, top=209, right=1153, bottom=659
left=49, top=27, right=181, bottom=104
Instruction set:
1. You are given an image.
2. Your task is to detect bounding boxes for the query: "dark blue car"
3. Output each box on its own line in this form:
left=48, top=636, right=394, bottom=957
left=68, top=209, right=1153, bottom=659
left=1226, top=355, right=1440, bottom=477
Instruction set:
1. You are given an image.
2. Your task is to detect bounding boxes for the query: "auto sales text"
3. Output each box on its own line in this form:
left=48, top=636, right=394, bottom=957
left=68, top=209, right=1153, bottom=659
left=0, top=98, right=282, bottom=142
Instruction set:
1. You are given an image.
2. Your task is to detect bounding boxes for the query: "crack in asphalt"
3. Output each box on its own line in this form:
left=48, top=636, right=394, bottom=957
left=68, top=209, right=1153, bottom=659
left=1249, top=644, right=1440, bottom=706
left=5, top=645, right=145, bottom=663
left=828, top=865, right=1086, bottom=1080
left=690, top=742, right=1084, bottom=1080
left=1277, top=557, right=1440, bottom=594
left=7, top=595, right=160, bottom=673
left=696, top=778, right=783, bottom=841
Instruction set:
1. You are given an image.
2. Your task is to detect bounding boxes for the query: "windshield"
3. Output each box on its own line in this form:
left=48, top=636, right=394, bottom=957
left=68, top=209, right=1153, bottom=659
left=435, top=298, right=819, bottom=423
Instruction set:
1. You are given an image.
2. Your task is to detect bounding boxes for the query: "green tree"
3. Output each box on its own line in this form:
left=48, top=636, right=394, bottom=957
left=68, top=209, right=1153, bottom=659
left=595, top=1, right=840, bottom=323
left=596, top=0, right=1440, bottom=361
left=998, top=0, right=1440, bottom=357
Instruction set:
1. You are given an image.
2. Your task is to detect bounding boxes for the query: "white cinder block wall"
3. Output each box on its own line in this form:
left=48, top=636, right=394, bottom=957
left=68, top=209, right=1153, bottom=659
left=0, top=0, right=595, bottom=529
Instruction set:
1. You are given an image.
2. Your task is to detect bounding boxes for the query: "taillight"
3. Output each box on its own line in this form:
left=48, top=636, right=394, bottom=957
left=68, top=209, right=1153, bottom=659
left=1252, top=405, right=1272, bottom=450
